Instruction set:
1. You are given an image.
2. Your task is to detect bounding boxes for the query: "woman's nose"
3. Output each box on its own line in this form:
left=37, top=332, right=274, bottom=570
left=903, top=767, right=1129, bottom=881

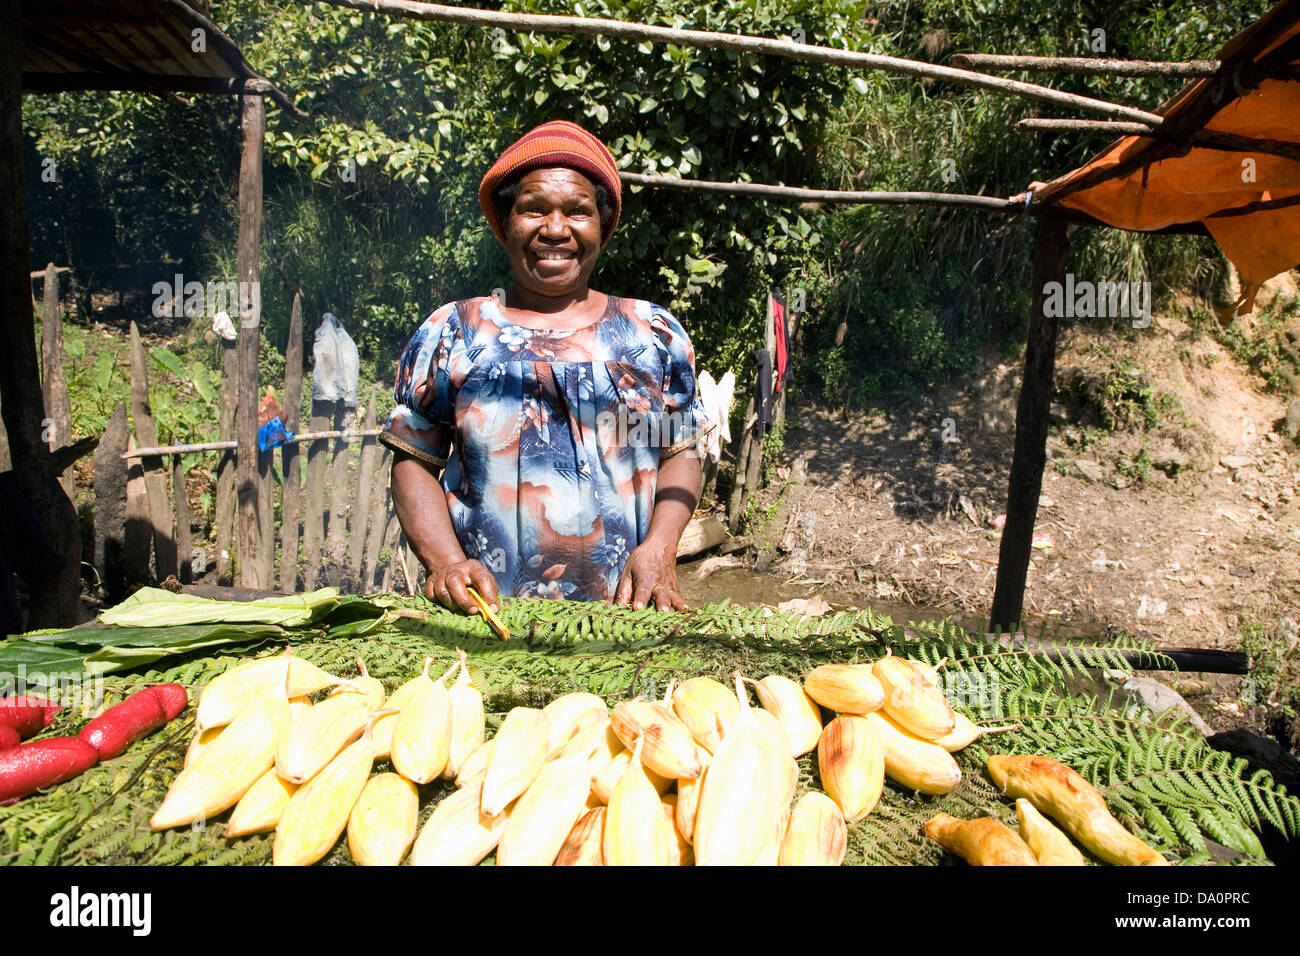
left=539, top=210, right=570, bottom=237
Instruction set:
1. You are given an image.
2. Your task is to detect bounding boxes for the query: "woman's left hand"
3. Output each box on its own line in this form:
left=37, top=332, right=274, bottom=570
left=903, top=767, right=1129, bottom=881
left=612, top=539, right=687, bottom=611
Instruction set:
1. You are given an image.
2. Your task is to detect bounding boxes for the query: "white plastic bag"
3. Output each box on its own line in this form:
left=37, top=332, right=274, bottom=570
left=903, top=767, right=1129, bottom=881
left=312, top=312, right=360, bottom=407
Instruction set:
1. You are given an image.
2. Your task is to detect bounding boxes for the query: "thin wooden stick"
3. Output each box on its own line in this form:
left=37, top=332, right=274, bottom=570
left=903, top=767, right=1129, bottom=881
left=121, top=429, right=384, bottom=459
left=309, top=0, right=1167, bottom=125
left=952, top=53, right=1221, bottom=77
left=621, top=172, right=1017, bottom=209
left=1016, top=118, right=1300, bottom=163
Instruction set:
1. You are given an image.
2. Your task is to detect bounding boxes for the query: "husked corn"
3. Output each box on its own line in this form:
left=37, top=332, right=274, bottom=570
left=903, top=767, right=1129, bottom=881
left=390, top=659, right=458, bottom=785
left=541, top=692, right=609, bottom=758
left=748, top=675, right=822, bottom=756
left=866, top=712, right=962, bottom=795
left=347, top=772, right=419, bottom=866
left=371, top=662, right=437, bottom=761
left=817, top=715, right=885, bottom=823
left=273, top=721, right=376, bottom=866
left=224, top=768, right=298, bottom=838
left=590, top=749, right=672, bottom=804
left=555, top=807, right=606, bottom=866
left=276, top=688, right=371, bottom=785
left=674, top=747, right=710, bottom=844
left=779, top=792, right=847, bottom=866
left=410, top=781, right=511, bottom=866
left=444, top=649, right=485, bottom=779
left=802, top=664, right=884, bottom=716
left=497, top=756, right=593, bottom=865
left=932, top=712, right=1019, bottom=753
left=670, top=677, right=738, bottom=754
left=196, top=652, right=342, bottom=731
left=455, top=739, right=494, bottom=790
left=603, top=737, right=673, bottom=866
left=481, top=707, right=549, bottom=817
left=660, top=794, right=693, bottom=866
left=610, top=700, right=702, bottom=780
left=872, top=654, right=956, bottom=741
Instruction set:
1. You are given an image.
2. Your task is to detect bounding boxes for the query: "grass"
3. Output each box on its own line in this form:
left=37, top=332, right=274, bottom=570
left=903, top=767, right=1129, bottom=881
left=1238, top=616, right=1300, bottom=721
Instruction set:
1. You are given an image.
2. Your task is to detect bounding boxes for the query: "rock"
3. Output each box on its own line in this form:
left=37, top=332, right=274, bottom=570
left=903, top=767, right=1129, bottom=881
left=1074, top=458, right=1104, bottom=483
left=1285, top=398, right=1300, bottom=440
left=1038, top=495, right=1055, bottom=509
left=1152, top=446, right=1191, bottom=476
left=1220, top=454, right=1254, bottom=471
left=1121, top=677, right=1212, bottom=736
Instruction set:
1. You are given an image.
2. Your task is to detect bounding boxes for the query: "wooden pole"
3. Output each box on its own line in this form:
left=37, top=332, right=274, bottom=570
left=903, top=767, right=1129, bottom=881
left=952, top=53, right=1221, bottom=77
left=324, top=402, right=354, bottom=585
left=361, top=448, right=392, bottom=591
left=128, top=321, right=177, bottom=580
left=93, top=403, right=129, bottom=602
left=39, top=263, right=73, bottom=497
left=1016, top=118, right=1300, bottom=164
left=348, top=388, right=378, bottom=584
left=310, top=0, right=1167, bottom=125
left=620, top=173, right=1017, bottom=210
left=123, top=435, right=151, bottom=584
left=727, top=397, right=756, bottom=535
left=0, top=4, right=80, bottom=625
left=279, top=290, right=304, bottom=592
left=173, top=452, right=193, bottom=583
left=234, top=93, right=271, bottom=588
left=214, top=334, right=238, bottom=584
left=990, top=214, right=1071, bottom=633
left=301, top=398, right=331, bottom=589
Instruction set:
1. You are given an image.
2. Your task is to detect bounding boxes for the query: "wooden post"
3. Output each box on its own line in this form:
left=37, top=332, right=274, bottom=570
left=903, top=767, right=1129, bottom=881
left=128, top=321, right=177, bottom=580
left=123, top=435, right=151, bottom=584
left=173, top=453, right=193, bottom=583
left=214, top=334, right=238, bottom=584
left=39, top=263, right=73, bottom=497
left=324, top=402, right=354, bottom=585
left=379, top=512, right=401, bottom=593
left=726, top=395, right=756, bottom=534
left=727, top=294, right=776, bottom=533
left=93, top=403, right=129, bottom=601
left=0, top=5, right=80, bottom=625
left=279, top=290, right=304, bottom=592
left=348, top=388, right=378, bottom=583
left=234, top=93, right=271, bottom=588
left=361, top=448, right=392, bottom=590
left=990, top=214, right=1071, bottom=632
left=301, top=397, right=332, bottom=588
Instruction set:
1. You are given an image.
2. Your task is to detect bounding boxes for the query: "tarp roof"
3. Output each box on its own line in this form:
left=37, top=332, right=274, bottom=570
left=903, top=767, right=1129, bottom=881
left=21, top=0, right=300, bottom=116
left=1028, top=0, right=1300, bottom=314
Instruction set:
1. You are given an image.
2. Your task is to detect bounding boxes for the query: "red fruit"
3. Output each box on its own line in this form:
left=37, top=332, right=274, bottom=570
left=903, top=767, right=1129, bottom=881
left=0, top=726, right=18, bottom=751
left=0, top=696, right=59, bottom=741
left=79, top=690, right=167, bottom=760
left=147, top=684, right=189, bottom=721
left=0, top=736, right=99, bottom=802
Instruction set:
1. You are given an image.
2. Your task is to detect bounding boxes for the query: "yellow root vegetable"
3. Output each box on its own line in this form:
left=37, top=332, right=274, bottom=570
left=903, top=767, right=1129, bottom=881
left=1016, top=798, right=1085, bottom=866
left=924, top=812, right=1039, bottom=866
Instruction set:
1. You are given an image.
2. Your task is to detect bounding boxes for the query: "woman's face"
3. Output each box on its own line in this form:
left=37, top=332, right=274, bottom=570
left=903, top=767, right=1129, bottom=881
left=503, top=168, right=605, bottom=299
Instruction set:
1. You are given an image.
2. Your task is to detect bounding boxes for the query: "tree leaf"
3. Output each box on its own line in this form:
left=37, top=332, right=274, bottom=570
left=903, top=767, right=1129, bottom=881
left=148, top=349, right=185, bottom=380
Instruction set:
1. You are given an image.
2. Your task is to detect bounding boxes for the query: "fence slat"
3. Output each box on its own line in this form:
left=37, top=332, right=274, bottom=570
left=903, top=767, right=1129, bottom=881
left=123, top=435, right=151, bottom=583
left=300, top=399, right=331, bottom=588
left=214, top=334, right=238, bottom=584
left=279, top=291, right=304, bottom=591
left=348, top=388, right=378, bottom=583
left=173, top=452, right=193, bottom=583
left=324, top=402, right=354, bottom=585
left=39, top=263, right=73, bottom=497
left=360, top=447, right=391, bottom=590
left=128, top=321, right=177, bottom=580
left=93, top=403, right=129, bottom=601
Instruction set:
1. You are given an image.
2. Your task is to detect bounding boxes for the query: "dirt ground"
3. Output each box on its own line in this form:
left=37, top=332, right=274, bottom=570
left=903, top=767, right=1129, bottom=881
left=693, top=301, right=1300, bottom=744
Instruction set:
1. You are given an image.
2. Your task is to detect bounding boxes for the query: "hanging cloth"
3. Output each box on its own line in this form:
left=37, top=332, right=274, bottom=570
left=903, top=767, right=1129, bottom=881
left=771, top=292, right=790, bottom=392
left=753, top=349, right=774, bottom=437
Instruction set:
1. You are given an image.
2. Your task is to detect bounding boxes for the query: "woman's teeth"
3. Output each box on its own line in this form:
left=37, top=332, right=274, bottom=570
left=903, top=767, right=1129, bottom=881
left=535, top=252, right=575, bottom=260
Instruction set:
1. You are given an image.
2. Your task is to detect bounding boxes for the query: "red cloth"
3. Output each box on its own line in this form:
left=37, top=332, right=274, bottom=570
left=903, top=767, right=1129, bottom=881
left=771, top=293, right=789, bottom=392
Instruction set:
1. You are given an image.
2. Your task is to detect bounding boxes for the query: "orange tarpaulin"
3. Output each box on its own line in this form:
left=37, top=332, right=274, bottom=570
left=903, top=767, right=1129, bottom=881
left=1027, top=0, right=1300, bottom=314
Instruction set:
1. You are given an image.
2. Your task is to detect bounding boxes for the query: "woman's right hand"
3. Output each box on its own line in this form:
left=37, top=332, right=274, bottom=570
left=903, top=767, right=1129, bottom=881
left=424, top=559, right=500, bottom=616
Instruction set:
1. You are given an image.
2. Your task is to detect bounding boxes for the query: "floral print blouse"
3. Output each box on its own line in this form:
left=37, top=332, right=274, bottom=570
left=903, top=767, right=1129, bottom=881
left=380, top=295, right=713, bottom=602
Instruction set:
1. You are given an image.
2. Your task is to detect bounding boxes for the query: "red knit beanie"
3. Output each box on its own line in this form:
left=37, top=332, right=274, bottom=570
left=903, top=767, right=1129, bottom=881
left=479, top=120, right=622, bottom=245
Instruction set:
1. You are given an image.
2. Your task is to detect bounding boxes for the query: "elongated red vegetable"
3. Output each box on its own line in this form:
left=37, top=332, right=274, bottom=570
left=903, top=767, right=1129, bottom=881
left=0, top=737, right=99, bottom=803
left=147, top=683, right=189, bottom=721
left=0, top=726, right=18, bottom=751
left=0, top=696, right=60, bottom=741
left=79, top=690, right=166, bottom=759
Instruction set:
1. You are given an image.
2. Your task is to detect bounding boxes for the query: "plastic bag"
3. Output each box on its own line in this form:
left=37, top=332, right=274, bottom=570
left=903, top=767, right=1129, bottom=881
left=312, top=312, right=360, bottom=407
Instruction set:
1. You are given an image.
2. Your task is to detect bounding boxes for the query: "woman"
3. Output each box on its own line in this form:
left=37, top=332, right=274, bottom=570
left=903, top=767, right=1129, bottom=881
left=380, top=120, right=713, bottom=616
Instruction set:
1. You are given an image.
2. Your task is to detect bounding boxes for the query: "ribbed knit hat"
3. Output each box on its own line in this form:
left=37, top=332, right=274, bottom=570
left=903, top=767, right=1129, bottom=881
left=479, top=120, right=622, bottom=246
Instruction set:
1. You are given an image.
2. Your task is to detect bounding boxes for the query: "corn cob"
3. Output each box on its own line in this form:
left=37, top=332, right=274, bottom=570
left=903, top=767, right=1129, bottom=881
left=551, top=716, right=611, bottom=765
left=802, top=664, right=884, bottom=715
left=753, top=806, right=789, bottom=866
left=674, top=747, right=710, bottom=845
left=555, top=806, right=606, bottom=866
left=693, top=673, right=780, bottom=866
left=275, top=687, right=372, bottom=785
left=480, top=706, right=549, bottom=817
left=865, top=711, right=962, bottom=795
left=195, top=651, right=343, bottom=731
left=224, top=768, right=298, bottom=838
left=444, top=649, right=485, bottom=779
left=660, top=794, right=694, bottom=866
left=327, top=658, right=385, bottom=708
left=779, top=792, right=847, bottom=866
left=151, top=675, right=290, bottom=830
left=390, top=659, right=458, bottom=785
left=497, top=756, right=593, bottom=865
left=872, top=653, right=956, bottom=740
left=347, top=772, right=419, bottom=866
left=371, top=661, right=438, bottom=762
left=932, top=712, right=1019, bottom=752
left=409, top=781, right=512, bottom=866
left=747, top=675, right=822, bottom=756
left=273, top=718, right=379, bottom=866
left=817, top=714, right=885, bottom=823
left=541, top=692, right=609, bottom=758
left=752, top=708, right=797, bottom=807
left=924, top=812, right=1039, bottom=866
left=590, top=749, right=672, bottom=803
left=609, top=699, right=702, bottom=779
left=184, top=726, right=222, bottom=769
left=986, top=755, right=1169, bottom=866
left=455, top=739, right=494, bottom=790
left=670, top=677, right=738, bottom=754
left=603, top=737, right=673, bottom=866
left=1015, top=798, right=1085, bottom=866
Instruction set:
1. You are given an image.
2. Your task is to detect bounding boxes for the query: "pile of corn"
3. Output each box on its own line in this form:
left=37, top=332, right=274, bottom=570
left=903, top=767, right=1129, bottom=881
left=149, top=649, right=1020, bottom=865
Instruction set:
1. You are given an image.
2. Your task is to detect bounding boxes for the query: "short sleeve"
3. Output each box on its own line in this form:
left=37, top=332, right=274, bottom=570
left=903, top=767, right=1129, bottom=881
left=648, top=304, right=716, bottom=460
left=379, top=303, right=460, bottom=466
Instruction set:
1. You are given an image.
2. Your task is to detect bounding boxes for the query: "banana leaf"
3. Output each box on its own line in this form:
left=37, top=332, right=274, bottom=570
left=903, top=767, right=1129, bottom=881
left=98, top=587, right=343, bottom=627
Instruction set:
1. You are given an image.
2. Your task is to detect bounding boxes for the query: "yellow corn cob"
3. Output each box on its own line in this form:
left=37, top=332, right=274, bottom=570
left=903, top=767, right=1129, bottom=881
left=747, top=675, right=822, bottom=756
left=670, top=677, right=738, bottom=754
left=347, top=772, right=419, bottom=866
left=753, top=806, right=789, bottom=866
left=779, top=792, right=847, bottom=866
left=224, top=768, right=299, bottom=838
left=674, top=747, right=710, bottom=844
left=390, top=659, right=458, bottom=785
left=196, top=651, right=343, bottom=731
left=610, top=699, right=702, bottom=780
left=497, top=756, right=594, bottom=865
left=1016, top=798, right=1085, bottom=866
left=444, top=649, right=486, bottom=779
left=541, top=692, right=609, bottom=758
left=455, top=739, right=494, bottom=790
left=872, top=653, right=956, bottom=740
left=555, top=806, right=606, bottom=866
left=603, top=737, right=674, bottom=866
left=409, top=781, right=512, bottom=866
left=987, top=755, right=1169, bottom=866
left=371, top=661, right=437, bottom=762
left=817, top=714, right=885, bottom=823
left=865, top=712, right=962, bottom=795
left=933, top=712, right=1020, bottom=752
left=802, top=664, right=884, bottom=715
left=273, top=719, right=378, bottom=866
left=481, top=706, right=549, bottom=817
left=752, top=708, right=797, bottom=806
left=275, top=687, right=372, bottom=785
left=185, top=726, right=223, bottom=769
left=151, top=676, right=291, bottom=830
left=693, top=673, right=780, bottom=866
left=551, top=716, right=611, bottom=765
left=924, top=812, right=1039, bottom=866
left=327, top=658, right=385, bottom=708
left=660, top=794, right=694, bottom=866
left=590, top=749, right=673, bottom=803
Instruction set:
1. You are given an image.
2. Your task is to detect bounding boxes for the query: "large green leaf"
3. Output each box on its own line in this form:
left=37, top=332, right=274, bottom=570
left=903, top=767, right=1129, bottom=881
left=98, top=587, right=341, bottom=628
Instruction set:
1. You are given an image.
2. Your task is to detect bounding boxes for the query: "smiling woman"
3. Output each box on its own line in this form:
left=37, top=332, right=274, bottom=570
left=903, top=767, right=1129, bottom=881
left=379, top=120, right=714, bottom=616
